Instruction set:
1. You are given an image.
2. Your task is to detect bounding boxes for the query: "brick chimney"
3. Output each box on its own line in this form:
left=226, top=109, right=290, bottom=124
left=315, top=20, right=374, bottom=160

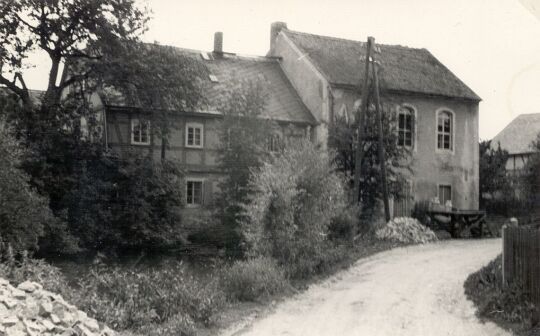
left=214, top=32, right=223, bottom=54
left=269, top=22, right=287, bottom=56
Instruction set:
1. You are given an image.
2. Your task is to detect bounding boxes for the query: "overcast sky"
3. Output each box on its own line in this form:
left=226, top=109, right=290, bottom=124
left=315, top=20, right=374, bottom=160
left=22, top=0, right=540, bottom=139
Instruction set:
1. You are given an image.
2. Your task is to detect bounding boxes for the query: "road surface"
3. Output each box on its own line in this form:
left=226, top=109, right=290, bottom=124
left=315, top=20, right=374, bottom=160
left=226, top=239, right=510, bottom=336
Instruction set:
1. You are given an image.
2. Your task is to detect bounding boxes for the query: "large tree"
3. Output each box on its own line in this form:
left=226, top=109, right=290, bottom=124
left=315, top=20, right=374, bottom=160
left=479, top=140, right=510, bottom=201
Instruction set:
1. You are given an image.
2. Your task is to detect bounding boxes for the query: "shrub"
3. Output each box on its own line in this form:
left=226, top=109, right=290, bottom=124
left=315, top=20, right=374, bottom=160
left=222, top=256, right=288, bottom=301
left=75, top=261, right=226, bottom=330
left=0, top=127, right=62, bottom=253
left=241, top=140, right=349, bottom=278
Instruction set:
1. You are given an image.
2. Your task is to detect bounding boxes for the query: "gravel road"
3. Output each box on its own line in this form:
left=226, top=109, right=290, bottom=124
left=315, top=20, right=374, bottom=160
left=227, top=239, right=511, bottom=336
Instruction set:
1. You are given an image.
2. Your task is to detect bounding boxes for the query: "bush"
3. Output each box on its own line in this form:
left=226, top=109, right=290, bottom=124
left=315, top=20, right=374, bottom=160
left=0, top=127, right=62, bottom=252
left=222, top=256, right=288, bottom=301
left=75, top=261, right=226, bottom=330
left=241, top=140, right=349, bottom=278
left=65, top=153, right=187, bottom=252
left=465, top=255, right=537, bottom=333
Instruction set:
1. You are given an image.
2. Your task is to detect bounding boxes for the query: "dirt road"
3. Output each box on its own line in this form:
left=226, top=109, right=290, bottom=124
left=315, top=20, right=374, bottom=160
left=226, top=239, right=510, bottom=336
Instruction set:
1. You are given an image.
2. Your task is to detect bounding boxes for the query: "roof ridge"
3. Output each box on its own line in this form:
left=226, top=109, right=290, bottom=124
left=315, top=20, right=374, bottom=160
left=144, top=41, right=278, bottom=63
left=284, top=28, right=422, bottom=50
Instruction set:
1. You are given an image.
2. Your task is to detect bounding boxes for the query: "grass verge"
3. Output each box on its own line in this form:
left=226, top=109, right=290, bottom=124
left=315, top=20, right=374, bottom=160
left=464, top=255, right=538, bottom=336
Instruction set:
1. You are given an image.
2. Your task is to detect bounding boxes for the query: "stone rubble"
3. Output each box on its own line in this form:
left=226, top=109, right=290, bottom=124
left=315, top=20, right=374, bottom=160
left=0, top=279, right=115, bottom=336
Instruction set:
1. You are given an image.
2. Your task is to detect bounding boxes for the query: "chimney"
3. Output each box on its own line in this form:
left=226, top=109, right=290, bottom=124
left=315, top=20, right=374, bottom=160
left=269, top=22, right=287, bottom=56
left=213, top=32, right=223, bottom=54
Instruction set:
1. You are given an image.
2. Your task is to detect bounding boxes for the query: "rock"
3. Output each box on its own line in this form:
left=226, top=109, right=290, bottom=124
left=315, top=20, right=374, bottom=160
left=41, top=319, right=55, bottom=331
left=39, top=301, right=53, bottom=317
left=50, top=313, right=61, bottom=324
left=11, top=289, right=26, bottom=300
left=1, top=316, right=19, bottom=326
left=17, top=281, right=41, bottom=293
left=83, top=317, right=100, bottom=332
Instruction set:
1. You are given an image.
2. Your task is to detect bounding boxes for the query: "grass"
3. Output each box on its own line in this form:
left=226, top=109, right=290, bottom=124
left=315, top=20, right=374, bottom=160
left=464, top=255, right=538, bottom=335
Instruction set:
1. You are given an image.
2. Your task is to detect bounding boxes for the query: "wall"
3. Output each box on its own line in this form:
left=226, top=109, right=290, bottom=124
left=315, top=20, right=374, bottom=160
left=271, top=32, right=329, bottom=147
left=105, top=110, right=310, bottom=207
left=331, top=87, right=480, bottom=210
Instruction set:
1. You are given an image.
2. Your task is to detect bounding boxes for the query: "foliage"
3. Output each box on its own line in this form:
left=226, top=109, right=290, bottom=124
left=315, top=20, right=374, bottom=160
left=222, top=256, right=288, bottom=302
left=74, top=261, right=226, bottom=330
left=0, top=122, right=73, bottom=252
left=479, top=140, right=512, bottom=206
left=64, top=153, right=187, bottom=252
left=521, top=133, right=540, bottom=211
left=328, top=98, right=410, bottom=214
left=215, top=79, right=277, bottom=255
left=0, top=251, right=226, bottom=334
left=465, top=255, right=537, bottom=334
left=0, top=0, right=206, bottom=255
left=241, top=140, right=349, bottom=278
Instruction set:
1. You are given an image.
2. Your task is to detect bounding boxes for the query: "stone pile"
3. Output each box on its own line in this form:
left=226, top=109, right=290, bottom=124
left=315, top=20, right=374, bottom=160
left=0, top=278, right=114, bottom=336
left=376, top=217, right=438, bottom=244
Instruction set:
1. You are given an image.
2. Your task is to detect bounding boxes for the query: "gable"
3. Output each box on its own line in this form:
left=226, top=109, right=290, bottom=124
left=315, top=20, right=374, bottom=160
left=282, top=30, right=481, bottom=101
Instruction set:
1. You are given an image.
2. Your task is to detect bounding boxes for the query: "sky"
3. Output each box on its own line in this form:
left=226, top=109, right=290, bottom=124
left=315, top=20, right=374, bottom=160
left=20, top=0, right=540, bottom=140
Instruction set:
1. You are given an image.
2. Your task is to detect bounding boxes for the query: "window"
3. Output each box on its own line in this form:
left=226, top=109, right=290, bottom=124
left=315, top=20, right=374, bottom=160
left=438, top=185, right=452, bottom=206
left=267, top=134, right=281, bottom=152
left=186, top=180, right=203, bottom=206
left=437, top=110, right=453, bottom=151
left=397, top=106, right=414, bottom=148
left=131, top=118, right=150, bottom=145
left=186, top=123, right=203, bottom=148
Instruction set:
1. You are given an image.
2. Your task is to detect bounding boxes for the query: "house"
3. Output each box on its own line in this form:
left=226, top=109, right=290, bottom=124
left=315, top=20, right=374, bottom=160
left=91, top=33, right=316, bottom=209
left=267, top=22, right=481, bottom=214
left=491, top=113, right=540, bottom=176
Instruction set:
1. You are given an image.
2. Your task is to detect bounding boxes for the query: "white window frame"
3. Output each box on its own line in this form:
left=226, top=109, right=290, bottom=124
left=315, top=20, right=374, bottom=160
left=185, top=122, right=204, bottom=148
left=397, top=104, right=417, bottom=151
left=435, top=108, right=455, bottom=153
left=131, top=118, right=151, bottom=145
left=186, top=178, right=204, bottom=207
left=267, top=133, right=281, bottom=153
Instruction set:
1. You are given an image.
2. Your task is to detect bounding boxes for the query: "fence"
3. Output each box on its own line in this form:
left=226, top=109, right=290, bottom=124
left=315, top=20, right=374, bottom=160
left=502, top=226, right=540, bottom=304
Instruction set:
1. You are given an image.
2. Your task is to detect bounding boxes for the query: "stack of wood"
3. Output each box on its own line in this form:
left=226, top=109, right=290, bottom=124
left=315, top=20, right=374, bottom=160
left=375, top=217, right=438, bottom=244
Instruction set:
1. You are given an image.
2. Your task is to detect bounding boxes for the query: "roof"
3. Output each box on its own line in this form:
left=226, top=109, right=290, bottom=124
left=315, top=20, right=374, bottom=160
left=491, top=113, right=540, bottom=155
left=281, top=29, right=481, bottom=101
left=0, top=87, right=44, bottom=106
left=103, top=45, right=316, bottom=125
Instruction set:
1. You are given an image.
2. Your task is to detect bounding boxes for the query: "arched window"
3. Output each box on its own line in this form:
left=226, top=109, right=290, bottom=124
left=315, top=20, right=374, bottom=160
left=437, top=110, right=453, bottom=150
left=397, top=106, right=415, bottom=148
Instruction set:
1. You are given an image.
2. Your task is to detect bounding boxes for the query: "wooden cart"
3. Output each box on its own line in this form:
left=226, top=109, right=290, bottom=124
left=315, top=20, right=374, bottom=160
left=425, top=208, right=486, bottom=238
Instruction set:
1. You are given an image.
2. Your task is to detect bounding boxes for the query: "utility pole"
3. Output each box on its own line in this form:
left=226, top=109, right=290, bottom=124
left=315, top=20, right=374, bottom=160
left=354, top=37, right=374, bottom=204
left=372, top=57, right=391, bottom=222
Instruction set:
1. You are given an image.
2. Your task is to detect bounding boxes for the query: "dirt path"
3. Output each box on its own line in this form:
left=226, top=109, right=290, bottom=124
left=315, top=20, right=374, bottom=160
left=224, top=239, right=510, bottom=336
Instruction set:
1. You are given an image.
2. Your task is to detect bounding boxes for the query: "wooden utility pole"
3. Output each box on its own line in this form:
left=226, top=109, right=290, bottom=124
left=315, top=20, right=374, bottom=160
left=354, top=37, right=374, bottom=204
left=372, top=58, right=391, bottom=222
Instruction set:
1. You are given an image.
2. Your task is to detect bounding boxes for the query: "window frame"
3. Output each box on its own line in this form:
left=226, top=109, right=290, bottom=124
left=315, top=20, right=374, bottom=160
left=435, top=108, right=455, bottom=153
left=130, top=117, right=151, bottom=146
left=186, top=178, right=204, bottom=207
left=396, top=104, right=416, bottom=151
left=185, top=122, right=204, bottom=149
left=437, top=184, right=452, bottom=206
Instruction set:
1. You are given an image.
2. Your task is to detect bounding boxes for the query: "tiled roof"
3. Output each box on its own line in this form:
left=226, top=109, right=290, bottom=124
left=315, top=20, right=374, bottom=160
left=103, top=45, right=316, bottom=125
left=491, top=113, right=540, bottom=154
left=282, top=30, right=481, bottom=101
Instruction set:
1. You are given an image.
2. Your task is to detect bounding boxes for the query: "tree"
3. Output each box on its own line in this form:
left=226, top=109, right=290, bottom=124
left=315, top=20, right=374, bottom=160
left=479, top=140, right=511, bottom=203
left=328, top=99, right=410, bottom=216
left=214, top=79, right=278, bottom=254
left=241, top=140, right=350, bottom=278
left=522, top=133, right=540, bottom=213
